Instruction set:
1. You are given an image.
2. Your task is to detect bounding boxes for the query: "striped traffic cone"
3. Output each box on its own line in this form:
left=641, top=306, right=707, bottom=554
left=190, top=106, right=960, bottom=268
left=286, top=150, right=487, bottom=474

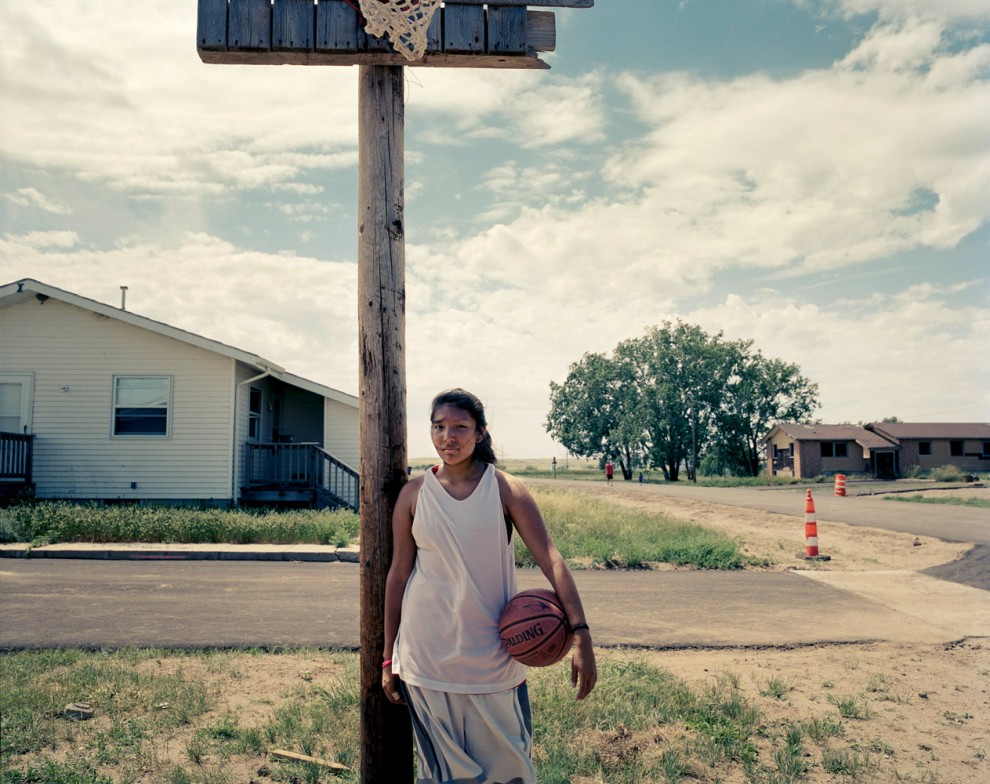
left=799, top=489, right=831, bottom=561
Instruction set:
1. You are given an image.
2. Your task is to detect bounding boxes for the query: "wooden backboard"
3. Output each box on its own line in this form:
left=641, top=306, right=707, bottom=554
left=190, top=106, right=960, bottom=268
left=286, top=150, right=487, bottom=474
left=198, top=0, right=593, bottom=69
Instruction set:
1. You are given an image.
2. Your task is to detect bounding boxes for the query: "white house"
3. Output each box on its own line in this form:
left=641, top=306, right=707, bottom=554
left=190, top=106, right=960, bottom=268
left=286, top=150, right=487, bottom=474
left=0, top=279, right=358, bottom=508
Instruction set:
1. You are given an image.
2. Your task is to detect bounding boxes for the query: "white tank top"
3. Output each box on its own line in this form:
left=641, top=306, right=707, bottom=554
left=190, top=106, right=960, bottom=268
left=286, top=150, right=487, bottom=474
left=393, top=463, right=526, bottom=694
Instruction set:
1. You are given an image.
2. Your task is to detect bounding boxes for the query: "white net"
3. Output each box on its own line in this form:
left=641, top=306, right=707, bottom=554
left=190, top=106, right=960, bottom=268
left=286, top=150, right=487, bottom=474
left=358, top=0, right=442, bottom=61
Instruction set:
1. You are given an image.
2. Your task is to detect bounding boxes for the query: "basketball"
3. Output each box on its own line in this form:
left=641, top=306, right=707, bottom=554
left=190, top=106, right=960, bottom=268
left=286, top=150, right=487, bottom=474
left=498, top=588, right=574, bottom=667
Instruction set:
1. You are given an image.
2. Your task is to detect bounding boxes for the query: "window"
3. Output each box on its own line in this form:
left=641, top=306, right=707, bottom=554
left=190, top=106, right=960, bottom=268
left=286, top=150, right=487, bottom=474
left=820, top=442, right=848, bottom=458
left=113, top=377, right=170, bottom=436
left=248, top=387, right=262, bottom=440
left=918, top=441, right=932, bottom=456
left=950, top=440, right=964, bottom=457
left=983, top=442, right=990, bottom=457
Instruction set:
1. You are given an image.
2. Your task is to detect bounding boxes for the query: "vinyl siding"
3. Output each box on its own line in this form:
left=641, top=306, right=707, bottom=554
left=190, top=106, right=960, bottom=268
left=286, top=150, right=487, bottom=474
left=324, top=397, right=359, bottom=470
left=1, top=297, right=235, bottom=500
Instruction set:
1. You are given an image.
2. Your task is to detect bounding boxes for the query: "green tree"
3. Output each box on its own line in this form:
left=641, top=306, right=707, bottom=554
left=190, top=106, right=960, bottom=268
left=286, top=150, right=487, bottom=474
left=546, top=322, right=819, bottom=480
left=710, top=351, right=820, bottom=476
left=613, top=322, right=740, bottom=481
left=545, top=351, right=639, bottom=479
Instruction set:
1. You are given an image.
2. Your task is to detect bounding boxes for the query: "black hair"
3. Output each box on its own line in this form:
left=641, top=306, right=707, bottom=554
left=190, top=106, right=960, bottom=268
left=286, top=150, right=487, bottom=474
left=430, top=388, right=498, bottom=465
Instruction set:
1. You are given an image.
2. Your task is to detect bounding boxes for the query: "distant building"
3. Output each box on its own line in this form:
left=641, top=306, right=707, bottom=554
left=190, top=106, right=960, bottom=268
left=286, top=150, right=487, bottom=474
left=766, top=421, right=990, bottom=479
left=864, top=422, right=990, bottom=477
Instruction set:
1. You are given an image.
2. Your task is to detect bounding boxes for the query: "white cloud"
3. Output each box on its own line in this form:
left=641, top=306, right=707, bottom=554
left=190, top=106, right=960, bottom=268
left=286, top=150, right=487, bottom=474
left=5, top=188, right=73, bottom=215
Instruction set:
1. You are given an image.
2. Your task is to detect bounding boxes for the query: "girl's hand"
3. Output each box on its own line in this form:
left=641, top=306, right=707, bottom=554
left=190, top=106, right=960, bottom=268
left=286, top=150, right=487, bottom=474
left=571, top=630, right=597, bottom=700
left=382, top=665, right=406, bottom=705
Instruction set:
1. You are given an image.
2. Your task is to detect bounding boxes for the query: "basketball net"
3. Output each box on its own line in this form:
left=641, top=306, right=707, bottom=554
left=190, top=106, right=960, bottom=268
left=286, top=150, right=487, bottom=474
left=356, top=0, right=441, bottom=61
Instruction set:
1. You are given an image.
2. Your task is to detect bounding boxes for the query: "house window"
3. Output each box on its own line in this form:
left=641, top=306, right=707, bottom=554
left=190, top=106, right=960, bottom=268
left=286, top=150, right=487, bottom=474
left=113, top=377, right=170, bottom=436
left=983, top=442, right=990, bottom=457
left=820, top=442, right=848, bottom=458
left=918, top=441, right=932, bottom=456
left=248, top=387, right=262, bottom=440
left=950, top=440, right=964, bottom=457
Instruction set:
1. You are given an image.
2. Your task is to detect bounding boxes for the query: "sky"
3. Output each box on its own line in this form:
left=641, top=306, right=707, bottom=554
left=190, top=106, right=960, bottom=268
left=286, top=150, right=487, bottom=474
left=1, top=0, right=988, bottom=459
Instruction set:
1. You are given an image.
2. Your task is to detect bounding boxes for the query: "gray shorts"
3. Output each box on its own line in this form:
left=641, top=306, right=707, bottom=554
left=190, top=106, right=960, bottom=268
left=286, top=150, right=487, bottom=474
left=399, top=680, right=535, bottom=784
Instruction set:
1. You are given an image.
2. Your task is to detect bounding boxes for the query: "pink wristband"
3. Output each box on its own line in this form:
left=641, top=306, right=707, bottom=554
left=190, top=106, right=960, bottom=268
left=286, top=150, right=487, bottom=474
left=382, top=659, right=393, bottom=668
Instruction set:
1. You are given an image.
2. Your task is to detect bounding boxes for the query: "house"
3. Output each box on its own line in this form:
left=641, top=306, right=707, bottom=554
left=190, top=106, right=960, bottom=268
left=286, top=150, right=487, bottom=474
left=865, top=422, right=990, bottom=476
left=765, top=423, right=899, bottom=479
left=0, top=279, right=359, bottom=509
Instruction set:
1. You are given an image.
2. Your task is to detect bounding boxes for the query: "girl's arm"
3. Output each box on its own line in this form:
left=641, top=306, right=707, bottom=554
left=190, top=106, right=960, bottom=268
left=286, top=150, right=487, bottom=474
left=382, top=478, right=420, bottom=705
left=498, top=471, right=598, bottom=700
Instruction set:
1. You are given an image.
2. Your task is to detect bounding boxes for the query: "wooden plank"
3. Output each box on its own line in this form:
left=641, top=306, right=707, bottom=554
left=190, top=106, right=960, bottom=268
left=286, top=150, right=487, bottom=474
left=199, top=49, right=551, bottom=68
left=316, top=0, right=359, bottom=52
left=444, top=4, right=485, bottom=54
left=488, top=6, right=527, bottom=55
left=197, top=0, right=227, bottom=51
left=271, top=749, right=349, bottom=773
left=228, top=0, right=270, bottom=51
left=273, top=0, right=313, bottom=51
left=420, top=0, right=593, bottom=6
left=527, top=10, right=556, bottom=52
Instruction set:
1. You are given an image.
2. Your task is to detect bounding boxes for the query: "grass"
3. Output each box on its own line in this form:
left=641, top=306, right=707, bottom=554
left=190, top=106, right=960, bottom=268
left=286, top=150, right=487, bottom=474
left=0, top=649, right=885, bottom=784
left=0, top=503, right=360, bottom=548
left=526, top=486, right=749, bottom=569
left=1, top=491, right=750, bottom=571
left=883, top=494, right=990, bottom=508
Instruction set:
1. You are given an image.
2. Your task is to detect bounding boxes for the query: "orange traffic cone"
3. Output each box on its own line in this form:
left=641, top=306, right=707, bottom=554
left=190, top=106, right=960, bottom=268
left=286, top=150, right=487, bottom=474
left=834, top=474, right=846, bottom=497
left=799, top=489, right=831, bottom=561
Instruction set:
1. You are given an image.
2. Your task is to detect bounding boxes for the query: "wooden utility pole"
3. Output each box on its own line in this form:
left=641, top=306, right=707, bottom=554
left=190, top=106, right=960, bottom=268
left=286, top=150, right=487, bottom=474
left=357, top=63, right=412, bottom=781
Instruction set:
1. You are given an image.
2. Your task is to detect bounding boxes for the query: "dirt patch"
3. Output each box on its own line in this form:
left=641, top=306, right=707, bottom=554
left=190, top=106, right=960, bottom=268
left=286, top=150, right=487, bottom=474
left=615, top=639, right=989, bottom=784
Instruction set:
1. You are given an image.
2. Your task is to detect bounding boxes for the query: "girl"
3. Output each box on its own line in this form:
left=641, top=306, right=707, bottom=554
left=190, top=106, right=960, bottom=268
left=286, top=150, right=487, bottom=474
left=382, top=388, right=597, bottom=784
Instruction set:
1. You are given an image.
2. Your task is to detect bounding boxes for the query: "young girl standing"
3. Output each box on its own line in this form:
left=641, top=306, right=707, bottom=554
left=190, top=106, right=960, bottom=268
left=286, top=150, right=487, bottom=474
left=382, top=388, right=597, bottom=784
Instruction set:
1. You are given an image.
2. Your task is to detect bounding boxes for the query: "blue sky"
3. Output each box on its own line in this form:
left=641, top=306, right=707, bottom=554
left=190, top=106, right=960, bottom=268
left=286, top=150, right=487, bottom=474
left=2, top=0, right=988, bottom=458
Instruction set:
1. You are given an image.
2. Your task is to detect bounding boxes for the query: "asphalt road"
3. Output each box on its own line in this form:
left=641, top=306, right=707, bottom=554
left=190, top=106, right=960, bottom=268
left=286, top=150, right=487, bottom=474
left=2, top=483, right=986, bottom=651
left=2, top=558, right=988, bottom=651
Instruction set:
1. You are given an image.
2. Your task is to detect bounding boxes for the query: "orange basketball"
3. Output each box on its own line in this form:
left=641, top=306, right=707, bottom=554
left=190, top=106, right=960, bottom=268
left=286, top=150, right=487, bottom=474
left=498, top=588, right=574, bottom=667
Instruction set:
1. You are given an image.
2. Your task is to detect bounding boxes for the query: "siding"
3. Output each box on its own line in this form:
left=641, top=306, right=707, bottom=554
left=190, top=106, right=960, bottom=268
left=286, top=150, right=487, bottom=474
left=1, top=297, right=235, bottom=500
left=324, top=396, right=359, bottom=470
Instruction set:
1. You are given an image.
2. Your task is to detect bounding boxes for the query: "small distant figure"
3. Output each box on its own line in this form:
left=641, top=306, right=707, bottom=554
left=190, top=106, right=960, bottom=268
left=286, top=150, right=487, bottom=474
left=605, top=460, right=614, bottom=486
left=638, top=472, right=643, bottom=484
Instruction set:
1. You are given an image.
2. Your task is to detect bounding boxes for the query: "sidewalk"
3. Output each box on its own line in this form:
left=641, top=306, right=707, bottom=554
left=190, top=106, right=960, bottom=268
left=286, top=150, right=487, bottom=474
left=0, top=542, right=359, bottom=563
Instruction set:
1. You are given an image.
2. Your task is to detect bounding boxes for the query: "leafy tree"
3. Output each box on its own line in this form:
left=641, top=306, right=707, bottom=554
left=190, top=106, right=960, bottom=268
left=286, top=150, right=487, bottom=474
left=545, top=352, right=638, bottom=479
left=613, top=322, right=739, bottom=481
left=710, top=351, right=819, bottom=476
left=546, top=322, right=819, bottom=480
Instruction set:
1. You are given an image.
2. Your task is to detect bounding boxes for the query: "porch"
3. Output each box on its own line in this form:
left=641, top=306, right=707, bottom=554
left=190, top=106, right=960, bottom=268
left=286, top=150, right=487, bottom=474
left=241, top=442, right=359, bottom=511
left=0, top=431, right=35, bottom=504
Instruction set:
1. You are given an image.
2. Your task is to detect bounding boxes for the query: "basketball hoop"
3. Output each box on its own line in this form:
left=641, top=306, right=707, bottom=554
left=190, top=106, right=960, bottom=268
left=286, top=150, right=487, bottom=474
left=354, top=0, right=441, bottom=61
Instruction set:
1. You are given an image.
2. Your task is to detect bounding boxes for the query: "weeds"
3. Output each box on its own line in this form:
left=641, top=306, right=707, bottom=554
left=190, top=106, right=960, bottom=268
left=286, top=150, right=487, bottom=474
left=527, top=487, right=748, bottom=569
left=884, top=494, right=990, bottom=509
left=832, top=694, right=872, bottom=720
left=760, top=677, right=792, bottom=699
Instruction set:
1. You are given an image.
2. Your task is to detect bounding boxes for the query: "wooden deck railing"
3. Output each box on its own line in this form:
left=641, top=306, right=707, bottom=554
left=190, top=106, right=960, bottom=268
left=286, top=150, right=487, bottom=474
left=0, top=431, right=35, bottom=501
left=243, top=442, right=358, bottom=511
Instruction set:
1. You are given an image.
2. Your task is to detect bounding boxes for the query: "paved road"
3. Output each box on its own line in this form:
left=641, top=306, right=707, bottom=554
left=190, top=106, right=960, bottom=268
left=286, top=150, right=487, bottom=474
left=2, top=559, right=988, bottom=651
left=2, top=483, right=987, bottom=651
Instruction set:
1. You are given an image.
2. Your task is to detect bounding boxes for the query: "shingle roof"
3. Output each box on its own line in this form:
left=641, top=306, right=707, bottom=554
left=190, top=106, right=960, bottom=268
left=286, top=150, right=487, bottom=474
left=0, top=278, right=357, bottom=407
left=769, top=423, right=897, bottom=450
left=867, top=423, right=990, bottom=441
